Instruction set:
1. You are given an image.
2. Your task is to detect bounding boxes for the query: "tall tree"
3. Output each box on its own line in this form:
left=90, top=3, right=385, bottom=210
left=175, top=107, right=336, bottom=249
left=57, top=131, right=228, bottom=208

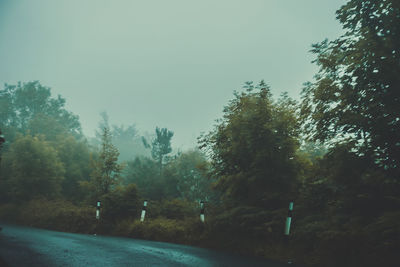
left=199, top=81, right=300, bottom=208
left=54, top=134, right=91, bottom=201
left=90, top=127, right=123, bottom=196
left=124, top=157, right=163, bottom=200
left=300, top=0, right=400, bottom=173
left=164, top=150, right=214, bottom=202
left=1, top=134, right=65, bottom=201
left=143, top=127, right=174, bottom=174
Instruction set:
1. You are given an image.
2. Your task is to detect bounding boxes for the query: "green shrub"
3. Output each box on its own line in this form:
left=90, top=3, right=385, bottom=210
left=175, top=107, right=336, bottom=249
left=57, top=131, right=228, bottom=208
left=159, top=199, right=197, bottom=220
left=113, top=217, right=206, bottom=245
left=9, top=198, right=96, bottom=233
left=101, top=184, right=140, bottom=223
left=0, top=203, right=19, bottom=222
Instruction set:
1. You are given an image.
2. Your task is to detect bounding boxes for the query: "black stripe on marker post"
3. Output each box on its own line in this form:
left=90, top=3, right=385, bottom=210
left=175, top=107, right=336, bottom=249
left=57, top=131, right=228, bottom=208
left=284, top=201, right=294, bottom=264
left=140, top=200, right=147, bottom=222
left=200, top=201, right=205, bottom=223
left=96, top=200, right=101, bottom=220
left=284, top=201, right=293, bottom=235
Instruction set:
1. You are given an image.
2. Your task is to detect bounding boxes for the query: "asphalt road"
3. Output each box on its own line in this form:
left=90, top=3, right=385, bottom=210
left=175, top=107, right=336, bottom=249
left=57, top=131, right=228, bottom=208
left=0, top=224, right=294, bottom=267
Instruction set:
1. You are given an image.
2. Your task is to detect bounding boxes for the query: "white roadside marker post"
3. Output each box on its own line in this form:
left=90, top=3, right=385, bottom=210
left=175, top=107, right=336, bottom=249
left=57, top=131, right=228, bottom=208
left=96, top=200, right=101, bottom=220
left=284, top=201, right=293, bottom=235
left=284, top=201, right=294, bottom=264
left=200, top=201, right=205, bottom=223
left=94, top=200, right=101, bottom=236
left=140, top=200, right=147, bottom=222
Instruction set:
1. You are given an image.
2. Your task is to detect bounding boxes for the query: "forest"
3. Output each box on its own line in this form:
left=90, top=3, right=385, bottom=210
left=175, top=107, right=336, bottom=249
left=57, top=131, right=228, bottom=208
left=0, top=1, right=399, bottom=266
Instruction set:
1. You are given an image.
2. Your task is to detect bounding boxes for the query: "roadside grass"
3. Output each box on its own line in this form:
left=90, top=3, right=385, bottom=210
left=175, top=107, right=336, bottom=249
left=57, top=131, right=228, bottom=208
left=0, top=199, right=96, bottom=234
left=1, top=199, right=398, bottom=267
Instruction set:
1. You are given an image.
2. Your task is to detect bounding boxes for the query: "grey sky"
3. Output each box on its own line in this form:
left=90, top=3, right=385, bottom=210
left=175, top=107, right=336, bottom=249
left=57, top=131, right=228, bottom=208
left=0, top=0, right=346, bottom=149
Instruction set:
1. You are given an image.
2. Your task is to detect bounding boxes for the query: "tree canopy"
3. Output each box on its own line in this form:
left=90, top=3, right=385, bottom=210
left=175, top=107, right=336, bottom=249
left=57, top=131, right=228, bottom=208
left=200, top=81, right=300, bottom=208
left=88, top=127, right=124, bottom=197
left=142, top=127, right=174, bottom=174
left=1, top=134, right=65, bottom=201
left=300, top=0, right=400, bottom=173
left=0, top=81, right=82, bottom=144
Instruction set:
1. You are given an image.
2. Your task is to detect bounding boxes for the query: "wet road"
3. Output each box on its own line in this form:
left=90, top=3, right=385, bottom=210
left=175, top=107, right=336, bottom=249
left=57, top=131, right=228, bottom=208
left=0, top=224, right=293, bottom=267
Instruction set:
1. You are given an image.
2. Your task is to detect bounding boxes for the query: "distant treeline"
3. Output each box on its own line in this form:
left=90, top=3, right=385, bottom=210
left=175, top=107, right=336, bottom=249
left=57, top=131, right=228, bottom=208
left=0, top=1, right=399, bottom=266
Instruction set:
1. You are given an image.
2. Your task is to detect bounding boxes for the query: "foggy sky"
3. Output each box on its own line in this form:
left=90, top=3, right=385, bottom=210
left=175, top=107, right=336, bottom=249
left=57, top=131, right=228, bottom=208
left=0, top=0, right=346, bottom=149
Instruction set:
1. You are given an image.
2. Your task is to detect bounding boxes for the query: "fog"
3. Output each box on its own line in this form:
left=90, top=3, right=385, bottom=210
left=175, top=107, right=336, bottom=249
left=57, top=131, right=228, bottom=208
left=0, top=0, right=345, bottom=149
left=1, top=1, right=399, bottom=266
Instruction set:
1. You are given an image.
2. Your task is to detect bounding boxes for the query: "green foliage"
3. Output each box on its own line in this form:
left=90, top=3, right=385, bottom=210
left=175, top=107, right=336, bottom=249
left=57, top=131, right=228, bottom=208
left=111, top=124, right=150, bottom=161
left=300, top=0, right=400, bottom=173
left=122, top=218, right=186, bottom=242
left=124, top=157, right=165, bottom=200
left=199, top=81, right=300, bottom=208
left=158, top=199, right=197, bottom=220
left=101, top=184, right=140, bottom=222
left=125, top=151, right=214, bottom=202
left=208, top=205, right=285, bottom=244
left=294, top=2, right=400, bottom=265
left=142, top=127, right=174, bottom=174
left=0, top=81, right=82, bottom=145
left=0, top=203, right=19, bottom=221
left=114, top=217, right=204, bottom=245
left=163, top=150, right=215, bottom=202
left=1, top=134, right=65, bottom=201
left=1, top=3, right=400, bottom=265
left=298, top=141, right=327, bottom=163
left=89, top=127, right=124, bottom=197
left=0, top=81, right=92, bottom=203
left=0, top=199, right=96, bottom=233
left=53, top=134, right=91, bottom=201
left=151, top=127, right=174, bottom=163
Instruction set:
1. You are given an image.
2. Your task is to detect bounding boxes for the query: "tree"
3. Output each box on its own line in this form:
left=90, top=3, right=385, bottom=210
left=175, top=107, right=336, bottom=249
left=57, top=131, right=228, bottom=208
left=0, top=81, right=82, bottom=145
left=53, top=134, right=91, bottom=201
left=300, top=0, right=400, bottom=173
left=124, top=157, right=166, bottom=200
left=1, top=134, right=65, bottom=201
left=91, top=112, right=150, bottom=162
left=199, top=81, right=300, bottom=208
left=143, top=127, right=174, bottom=174
left=163, top=150, right=214, bottom=202
left=111, top=124, right=150, bottom=162
left=101, top=184, right=140, bottom=222
left=89, top=127, right=124, bottom=197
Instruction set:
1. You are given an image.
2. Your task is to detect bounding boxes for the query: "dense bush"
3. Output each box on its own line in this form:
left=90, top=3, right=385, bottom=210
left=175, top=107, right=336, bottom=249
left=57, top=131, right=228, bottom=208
left=0, top=199, right=96, bottom=233
left=101, top=184, right=141, bottom=222
left=113, top=217, right=206, bottom=245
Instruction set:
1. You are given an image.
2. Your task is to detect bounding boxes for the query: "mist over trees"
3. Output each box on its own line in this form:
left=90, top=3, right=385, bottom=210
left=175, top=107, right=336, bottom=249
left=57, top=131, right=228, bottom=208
left=143, top=127, right=174, bottom=175
left=0, top=1, right=399, bottom=266
left=90, top=112, right=150, bottom=162
left=0, top=81, right=82, bottom=145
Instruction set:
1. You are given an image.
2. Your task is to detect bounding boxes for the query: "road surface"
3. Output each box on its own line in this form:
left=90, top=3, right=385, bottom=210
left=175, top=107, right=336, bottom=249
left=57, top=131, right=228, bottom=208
left=0, top=224, right=294, bottom=267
